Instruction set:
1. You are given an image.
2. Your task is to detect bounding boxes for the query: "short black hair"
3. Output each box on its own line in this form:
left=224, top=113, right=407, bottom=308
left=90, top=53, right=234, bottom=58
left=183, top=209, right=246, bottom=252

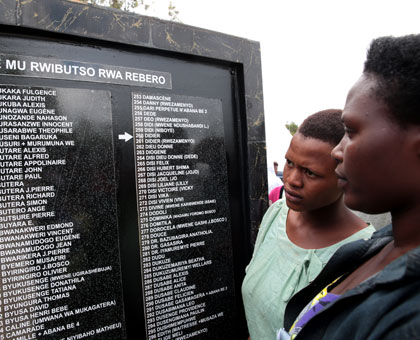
left=364, top=34, right=420, bottom=126
left=298, top=109, right=344, bottom=146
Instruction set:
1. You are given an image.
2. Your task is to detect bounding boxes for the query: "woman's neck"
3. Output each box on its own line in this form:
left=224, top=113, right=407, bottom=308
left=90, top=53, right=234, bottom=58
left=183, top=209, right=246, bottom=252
left=391, top=203, right=420, bottom=250
left=296, top=198, right=356, bottom=229
left=286, top=198, right=367, bottom=249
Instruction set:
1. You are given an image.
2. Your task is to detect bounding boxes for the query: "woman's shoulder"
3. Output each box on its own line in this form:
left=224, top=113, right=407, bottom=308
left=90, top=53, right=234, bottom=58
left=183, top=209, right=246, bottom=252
left=253, top=199, right=288, bottom=250
left=351, top=223, right=377, bottom=239
left=261, top=199, right=287, bottom=228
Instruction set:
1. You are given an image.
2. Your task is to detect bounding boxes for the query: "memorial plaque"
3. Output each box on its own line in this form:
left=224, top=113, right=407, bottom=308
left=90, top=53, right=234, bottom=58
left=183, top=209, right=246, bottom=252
left=0, top=85, right=126, bottom=339
left=132, top=92, right=235, bottom=339
left=0, top=1, right=267, bottom=339
left=0, top=54, right=172, bottom=89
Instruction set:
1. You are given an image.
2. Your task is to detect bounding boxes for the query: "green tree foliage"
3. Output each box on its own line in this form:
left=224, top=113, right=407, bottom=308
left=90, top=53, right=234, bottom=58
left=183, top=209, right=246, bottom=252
left=75, top=0, right=180, bottom=21
left=285, top=121, right=298, bottom=136
left=77, top=0, right=142, bottom=11
left=167, top=1, right=179, bottom=21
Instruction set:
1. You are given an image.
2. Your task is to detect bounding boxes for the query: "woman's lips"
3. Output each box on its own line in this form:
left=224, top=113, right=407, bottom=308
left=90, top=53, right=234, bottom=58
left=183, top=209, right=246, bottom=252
left=285, top=189, right=303, bottom=203
left=335, top=171, right=348, bottom=189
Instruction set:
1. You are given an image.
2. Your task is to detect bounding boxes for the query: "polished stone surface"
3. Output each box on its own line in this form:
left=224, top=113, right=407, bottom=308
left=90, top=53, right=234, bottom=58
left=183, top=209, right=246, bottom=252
left=0, top=1, right=268, bottom=339
left=0, top=85, right=126, bottom=338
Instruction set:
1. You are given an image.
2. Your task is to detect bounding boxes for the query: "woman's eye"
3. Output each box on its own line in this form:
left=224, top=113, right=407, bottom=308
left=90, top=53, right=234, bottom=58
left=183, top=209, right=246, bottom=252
left=344, top=127, right=354, bottom=137
left=286, top=159, right=293, bottom=167
left=304, top=169, right=317, bottom=178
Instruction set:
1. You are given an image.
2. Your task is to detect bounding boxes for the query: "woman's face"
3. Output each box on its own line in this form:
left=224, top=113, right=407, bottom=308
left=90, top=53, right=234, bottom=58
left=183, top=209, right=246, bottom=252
left=283, top=133, right=342, bottom=212
left=332, top=74, right=419, bottom=214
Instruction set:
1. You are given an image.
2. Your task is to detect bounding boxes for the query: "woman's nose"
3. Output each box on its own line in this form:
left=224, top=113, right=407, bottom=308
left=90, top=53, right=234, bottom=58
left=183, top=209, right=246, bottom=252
left=332, top=139, right=344, bottom=163
left=286, top=168, right=303, bottom=188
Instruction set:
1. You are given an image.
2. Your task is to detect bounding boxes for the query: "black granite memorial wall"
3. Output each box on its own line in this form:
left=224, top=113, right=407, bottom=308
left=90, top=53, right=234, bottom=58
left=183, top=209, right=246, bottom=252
left=0, top=1, right=268, bottom=339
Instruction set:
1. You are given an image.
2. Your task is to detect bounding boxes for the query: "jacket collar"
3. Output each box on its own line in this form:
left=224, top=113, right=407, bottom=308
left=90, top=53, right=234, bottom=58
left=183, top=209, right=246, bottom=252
left=284, top=225, right=393, bottom=329
left=326, top=224, right=420, bottom=298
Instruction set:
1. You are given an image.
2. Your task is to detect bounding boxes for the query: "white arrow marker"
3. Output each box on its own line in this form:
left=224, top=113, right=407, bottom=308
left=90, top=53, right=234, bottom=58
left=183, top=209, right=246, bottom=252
left=118, top=132, right=133, bottom=142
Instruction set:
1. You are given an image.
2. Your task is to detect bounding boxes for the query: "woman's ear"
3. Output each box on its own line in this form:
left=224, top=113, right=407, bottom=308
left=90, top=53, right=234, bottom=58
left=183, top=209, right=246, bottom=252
left=410, top=127, right=420, bottom=158
left=409, top=126, right=420, bottom=160
left=399, top=125, right=420, bottom=165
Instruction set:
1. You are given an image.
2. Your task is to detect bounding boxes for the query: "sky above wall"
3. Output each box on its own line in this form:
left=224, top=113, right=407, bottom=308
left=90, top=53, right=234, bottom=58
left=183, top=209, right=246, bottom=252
left=141, top=0, right=420, bottom=169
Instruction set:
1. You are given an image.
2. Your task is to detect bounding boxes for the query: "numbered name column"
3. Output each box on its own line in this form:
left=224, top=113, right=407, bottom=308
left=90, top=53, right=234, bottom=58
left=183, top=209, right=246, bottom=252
left=133, top=93, right=157, bottom=338
left=133, top=92, right=236, bottom=340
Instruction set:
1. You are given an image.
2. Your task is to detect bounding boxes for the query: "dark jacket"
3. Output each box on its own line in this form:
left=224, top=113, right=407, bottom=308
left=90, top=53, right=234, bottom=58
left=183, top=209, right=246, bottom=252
left=284, top=225, right=420, bottom=340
